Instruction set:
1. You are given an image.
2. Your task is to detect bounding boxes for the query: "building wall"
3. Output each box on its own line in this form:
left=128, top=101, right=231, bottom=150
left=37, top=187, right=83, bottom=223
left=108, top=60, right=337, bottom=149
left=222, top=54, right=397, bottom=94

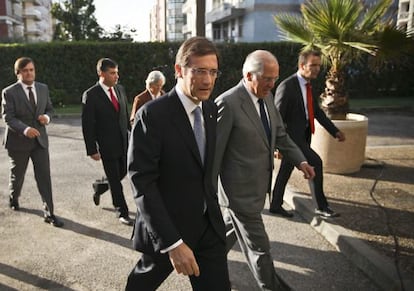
left=0, top=0, right=24, bottom=41
left=397, top=0, right=414, bottom=33
left=0, top=0, right=52, bottom=42
left=206, top=0, right=302, bottom=43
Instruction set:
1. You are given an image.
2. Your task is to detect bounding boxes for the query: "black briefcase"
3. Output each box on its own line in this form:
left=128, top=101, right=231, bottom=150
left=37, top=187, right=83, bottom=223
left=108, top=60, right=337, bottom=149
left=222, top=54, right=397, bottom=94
left=92, top=177, right=109, bottom=196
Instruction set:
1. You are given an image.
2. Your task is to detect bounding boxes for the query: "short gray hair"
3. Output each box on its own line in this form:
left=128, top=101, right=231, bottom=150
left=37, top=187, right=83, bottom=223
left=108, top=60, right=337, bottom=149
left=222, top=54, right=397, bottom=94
left=145, top=70, right=166, bottom=88
left=242, top=50, right=278, bottom=77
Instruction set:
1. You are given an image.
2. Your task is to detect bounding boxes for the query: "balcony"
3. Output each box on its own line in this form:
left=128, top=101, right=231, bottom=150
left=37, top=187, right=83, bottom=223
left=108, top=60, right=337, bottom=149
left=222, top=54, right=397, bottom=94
left=206, top=3, right=245, bottom=24
left=398, top=11, right=414, bottom=20
left=25, top=27, right=42, bottom=36
left=23, top=8, right=41, bottom=20
left=23, top=0, right=42, bottom=6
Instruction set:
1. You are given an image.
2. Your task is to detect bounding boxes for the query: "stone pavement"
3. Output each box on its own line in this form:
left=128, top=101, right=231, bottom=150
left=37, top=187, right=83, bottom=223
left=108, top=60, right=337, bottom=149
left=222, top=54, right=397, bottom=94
left=0, top=110, right=412, bottom=290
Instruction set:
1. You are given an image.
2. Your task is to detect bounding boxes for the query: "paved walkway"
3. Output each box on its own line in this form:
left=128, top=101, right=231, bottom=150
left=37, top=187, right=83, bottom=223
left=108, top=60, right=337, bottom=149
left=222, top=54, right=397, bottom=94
left=0, top=110, right=412, bottom=290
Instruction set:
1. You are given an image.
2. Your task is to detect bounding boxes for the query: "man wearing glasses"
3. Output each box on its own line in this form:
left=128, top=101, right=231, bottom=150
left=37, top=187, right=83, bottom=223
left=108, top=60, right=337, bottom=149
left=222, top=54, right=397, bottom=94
left=126, top=36, right=230, bottom=290
left=214, top=50, right=315, bottom=290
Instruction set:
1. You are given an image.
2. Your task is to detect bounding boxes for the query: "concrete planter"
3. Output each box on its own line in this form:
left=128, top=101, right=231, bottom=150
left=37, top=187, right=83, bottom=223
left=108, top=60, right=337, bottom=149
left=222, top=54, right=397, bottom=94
left=311, top=113, right=368, bottom=174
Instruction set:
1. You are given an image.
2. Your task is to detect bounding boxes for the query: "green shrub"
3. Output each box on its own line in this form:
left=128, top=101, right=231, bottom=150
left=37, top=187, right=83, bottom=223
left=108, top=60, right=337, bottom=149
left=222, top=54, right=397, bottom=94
left=0, top=41, right=412, bottom=107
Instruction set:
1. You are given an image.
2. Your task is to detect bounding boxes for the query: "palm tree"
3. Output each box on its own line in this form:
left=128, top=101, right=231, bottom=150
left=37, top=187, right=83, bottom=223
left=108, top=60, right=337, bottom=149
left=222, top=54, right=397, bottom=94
left=274, top=0, right=413, bottom=120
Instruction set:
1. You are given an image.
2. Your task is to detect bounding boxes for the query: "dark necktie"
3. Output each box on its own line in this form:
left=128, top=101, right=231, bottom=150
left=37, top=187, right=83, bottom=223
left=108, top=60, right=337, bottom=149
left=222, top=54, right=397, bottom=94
left=306, top=82, right=315, bottom=134
left=109, top=87, right=120, bottom=112
left=193, top=106, right=205, bottom=164
left=27, top=86, right=36, bottom=111
left=258, top=99, right=271, bottom=142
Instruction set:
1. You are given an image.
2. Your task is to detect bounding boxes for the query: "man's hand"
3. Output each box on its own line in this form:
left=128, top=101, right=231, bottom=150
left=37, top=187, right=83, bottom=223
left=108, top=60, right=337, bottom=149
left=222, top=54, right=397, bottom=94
left=37, top=115, right=49, bottom=125
left=26, top=127, right=40, bottom=139
left=298, top=162, right=315, bottom=180
left=336, top=131, right=346, bottom=142
left=90, top=153, right=101, bottom=161
left=168, top=242, right=200, bottom=277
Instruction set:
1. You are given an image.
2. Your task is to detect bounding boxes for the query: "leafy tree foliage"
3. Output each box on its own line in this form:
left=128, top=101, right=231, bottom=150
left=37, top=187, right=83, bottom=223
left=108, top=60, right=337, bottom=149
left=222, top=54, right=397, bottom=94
left=51, top=0, right=103, bottom=41
left=274, top=0, right=414, bottom=119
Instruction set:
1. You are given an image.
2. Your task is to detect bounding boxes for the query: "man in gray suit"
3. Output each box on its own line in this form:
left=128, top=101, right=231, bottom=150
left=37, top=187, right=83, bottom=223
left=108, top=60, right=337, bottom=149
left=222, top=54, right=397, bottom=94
left=214, top=50, right=314, bottom=290
left=1, top=57, right=63, bottom=227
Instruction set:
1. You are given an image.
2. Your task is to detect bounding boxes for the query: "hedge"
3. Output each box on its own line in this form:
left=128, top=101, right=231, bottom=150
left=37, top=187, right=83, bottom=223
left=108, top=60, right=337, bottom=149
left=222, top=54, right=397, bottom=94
left=0, top=41, right=413, bottom=107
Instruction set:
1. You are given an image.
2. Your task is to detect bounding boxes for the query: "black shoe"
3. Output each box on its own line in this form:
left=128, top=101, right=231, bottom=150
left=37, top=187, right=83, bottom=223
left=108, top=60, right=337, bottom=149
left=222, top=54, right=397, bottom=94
left=119, top=216, right=133, bottom=226
left=269, top=206, right=294, bottom=218
left=44, top=215, right=64, bottom=227
left=9, top=197, right=19, bottom=211
left=315, top=207, right=340, bottom=218
left=93, top=193, right=100, bottom=206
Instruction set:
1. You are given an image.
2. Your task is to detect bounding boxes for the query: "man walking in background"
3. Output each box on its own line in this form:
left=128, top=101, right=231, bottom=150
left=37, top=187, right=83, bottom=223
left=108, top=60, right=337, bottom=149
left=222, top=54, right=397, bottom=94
left=81, top=58, right=132, bottom=225
left=270, top=50, right=345, bottom=218
left=2, top=57, right=63, bottom=227
left=129, top=70, right=166, bottom=124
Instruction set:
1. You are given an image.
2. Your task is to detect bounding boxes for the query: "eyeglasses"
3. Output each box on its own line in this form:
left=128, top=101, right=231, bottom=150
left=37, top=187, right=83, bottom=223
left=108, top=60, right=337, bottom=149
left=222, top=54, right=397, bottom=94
left=188, top=67, right=222, bottom=78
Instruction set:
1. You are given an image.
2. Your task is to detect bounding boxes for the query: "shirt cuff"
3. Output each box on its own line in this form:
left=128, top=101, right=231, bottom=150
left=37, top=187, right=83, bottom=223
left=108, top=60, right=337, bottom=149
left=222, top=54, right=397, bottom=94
left=160, top=239, right=183, bottom=254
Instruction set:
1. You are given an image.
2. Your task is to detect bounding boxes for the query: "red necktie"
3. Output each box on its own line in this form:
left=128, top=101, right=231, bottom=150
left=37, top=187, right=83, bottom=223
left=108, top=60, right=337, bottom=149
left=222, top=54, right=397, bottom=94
left=306, top=82, right=315, bottom=134
left=109, top=87, right=119, bottom=112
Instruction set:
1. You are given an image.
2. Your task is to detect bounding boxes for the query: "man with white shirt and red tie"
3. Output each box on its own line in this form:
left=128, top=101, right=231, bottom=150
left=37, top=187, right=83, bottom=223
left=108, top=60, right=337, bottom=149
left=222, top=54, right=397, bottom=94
left=81, top=58, right=132, bottom=225
left=269, top=50, right=346, bottom=218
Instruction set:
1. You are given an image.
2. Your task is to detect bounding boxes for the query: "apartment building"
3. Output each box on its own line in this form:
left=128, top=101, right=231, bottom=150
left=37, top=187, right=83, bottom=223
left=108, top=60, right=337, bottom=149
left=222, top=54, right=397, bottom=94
left=205, top=0, right=302, bottom=43
left=397, top=0, right=414, bottom=33
left=0, top=0, right=53, bottom=42
left=182, top=0, right=205, bottom=39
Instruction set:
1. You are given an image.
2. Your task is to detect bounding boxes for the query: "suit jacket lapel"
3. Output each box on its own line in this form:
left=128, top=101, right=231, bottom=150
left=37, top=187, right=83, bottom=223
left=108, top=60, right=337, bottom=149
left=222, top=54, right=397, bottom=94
left=169, top=89, right=204, bottom=167
left=238, top=83, right=270, bottom=148
left=203, top=101, right=215, bottom=169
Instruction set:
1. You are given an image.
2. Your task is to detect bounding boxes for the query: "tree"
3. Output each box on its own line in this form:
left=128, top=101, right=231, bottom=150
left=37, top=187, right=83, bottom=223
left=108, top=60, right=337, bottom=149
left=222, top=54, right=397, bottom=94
left=52, top=0, right=103, bottom=41
left=274, top=0, right=414, bottom=119
left=100, top=24, right=136, bottom=42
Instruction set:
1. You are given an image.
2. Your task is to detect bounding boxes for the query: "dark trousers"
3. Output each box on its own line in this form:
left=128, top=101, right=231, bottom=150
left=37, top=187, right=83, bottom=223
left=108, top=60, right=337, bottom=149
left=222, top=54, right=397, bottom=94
left=7, top=140, right=54, bottom=216
left=101, top=155, right=129, bottom=217
left=271, top=139, right=328, bottom=210
left=125, top=218, right=230, bottom=291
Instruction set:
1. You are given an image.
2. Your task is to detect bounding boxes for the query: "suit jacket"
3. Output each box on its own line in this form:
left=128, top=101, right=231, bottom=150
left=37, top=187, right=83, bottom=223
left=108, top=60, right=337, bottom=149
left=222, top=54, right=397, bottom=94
left=129, top=89, right=165, bottom=122
left=214, top=80, right=306, bottom=214
left=82, top=83, right=130, bottom=160
left=128, top=87, right=225, bottom=253
left=2, top=81, right=53, bottom=151
left=275, top=74, right=338, bottom=146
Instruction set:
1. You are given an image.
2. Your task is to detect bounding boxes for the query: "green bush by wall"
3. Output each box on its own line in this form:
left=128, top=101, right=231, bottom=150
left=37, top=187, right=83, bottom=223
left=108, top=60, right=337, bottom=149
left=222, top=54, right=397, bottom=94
left=0, top=41, right=413, bottom=107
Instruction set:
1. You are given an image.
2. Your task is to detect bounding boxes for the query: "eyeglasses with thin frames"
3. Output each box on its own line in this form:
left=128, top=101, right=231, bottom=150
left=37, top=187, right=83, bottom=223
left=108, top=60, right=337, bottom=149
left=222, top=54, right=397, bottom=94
left=187, top=67, right=222, bottom=78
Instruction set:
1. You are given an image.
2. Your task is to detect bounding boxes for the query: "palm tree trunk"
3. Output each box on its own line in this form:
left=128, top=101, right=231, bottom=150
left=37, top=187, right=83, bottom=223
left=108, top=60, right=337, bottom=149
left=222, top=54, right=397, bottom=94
left=320, top=70, right=349, bottom=120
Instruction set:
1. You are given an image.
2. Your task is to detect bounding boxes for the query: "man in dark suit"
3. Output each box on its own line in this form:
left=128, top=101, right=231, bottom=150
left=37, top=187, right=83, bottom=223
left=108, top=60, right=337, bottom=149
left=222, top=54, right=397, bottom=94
left=270, top=50, right=346, bottom=218
left=1, top=57, right=63, bottom=227
left=126, top=37, right=230, bottom=291
left=214, top=50, right=315, bottom=290
left=81, top=58, right=132, bottom=225
left=129, top=70, right=166, bottom=124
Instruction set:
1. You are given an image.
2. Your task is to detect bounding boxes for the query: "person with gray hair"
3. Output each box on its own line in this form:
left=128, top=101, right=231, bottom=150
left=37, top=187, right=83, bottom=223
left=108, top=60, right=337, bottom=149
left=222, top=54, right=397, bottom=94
left=214, top=50, right=315, bottom=290
left=129, top=70, right=166, bottom=124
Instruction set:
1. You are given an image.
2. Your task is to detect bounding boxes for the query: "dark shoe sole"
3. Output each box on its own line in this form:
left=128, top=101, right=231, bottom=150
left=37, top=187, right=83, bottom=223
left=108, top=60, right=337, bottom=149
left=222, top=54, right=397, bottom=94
left=93, top=193, right=100, bottom=206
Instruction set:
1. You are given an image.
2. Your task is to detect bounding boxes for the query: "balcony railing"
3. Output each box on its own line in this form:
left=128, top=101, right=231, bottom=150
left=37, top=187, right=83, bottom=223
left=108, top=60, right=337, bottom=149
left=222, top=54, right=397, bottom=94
left=206, top=3, right=245, bottom=23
